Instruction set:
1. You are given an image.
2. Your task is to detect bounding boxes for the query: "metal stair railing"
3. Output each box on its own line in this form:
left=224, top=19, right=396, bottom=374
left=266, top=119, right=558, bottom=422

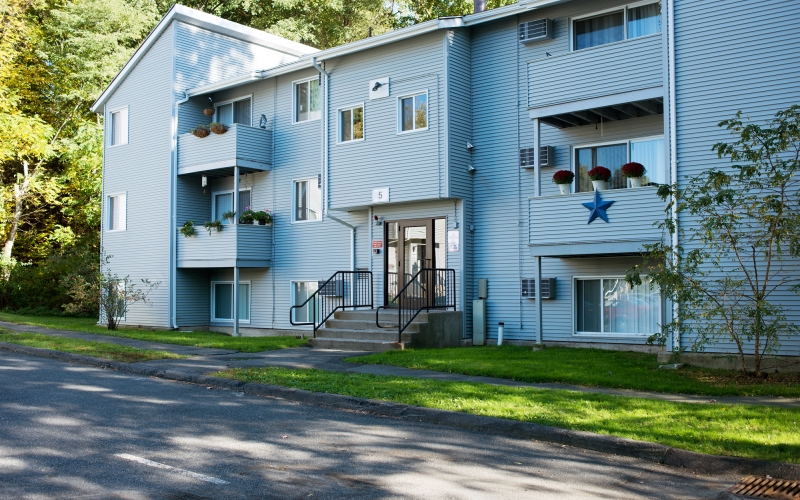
left=289, top=271, right=373, bottom=336
left=376, top=268, right=456, bottom=342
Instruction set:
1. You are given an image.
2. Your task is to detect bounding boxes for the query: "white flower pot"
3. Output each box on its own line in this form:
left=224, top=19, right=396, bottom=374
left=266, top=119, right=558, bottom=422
left=591, top=180, right=608, bottom=191
left=558, top=184, right=570, bottom=195
left=629, top=177, right=643, bottom=188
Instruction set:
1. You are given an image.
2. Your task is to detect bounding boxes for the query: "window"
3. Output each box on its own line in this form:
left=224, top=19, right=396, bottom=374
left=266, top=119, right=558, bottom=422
left=107, top=193, right=126, bottom=231
left=293, top=178, right=321, bottom=222
left=339, top=105, right=364, bottom=143
left=292, top=281, right=319, bottom=323
left=574, top=137, right=665, bottom=192
left=294, top=79, right=321, bottom=123
left=216, top=97, right=251, bottom=126
left=399, top=93, right=427, bottom=132
left=575, top=277, right=660, bottom=335
left=573, top=2, right=661, bottom=50
left=212, top=189, right=251, bottom=224
left=212, top=282, right=250, bottom=322
left=109, top=107, right=128, bottom=146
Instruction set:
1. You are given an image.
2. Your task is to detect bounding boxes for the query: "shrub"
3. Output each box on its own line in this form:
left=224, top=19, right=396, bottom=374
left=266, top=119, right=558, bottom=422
left=587, top=166, right=612, bottom=181
left=552, top=170, right=575, bottom=184
left=621, top=162, right=646, bottom=178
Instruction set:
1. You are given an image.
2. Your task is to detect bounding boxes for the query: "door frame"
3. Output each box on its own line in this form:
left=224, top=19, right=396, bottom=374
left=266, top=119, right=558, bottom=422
left=383, top=217, right=443, bottom=305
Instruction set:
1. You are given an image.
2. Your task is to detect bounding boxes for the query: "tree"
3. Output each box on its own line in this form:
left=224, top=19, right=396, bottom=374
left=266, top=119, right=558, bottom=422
left=628, top=105, right=800, bottom=377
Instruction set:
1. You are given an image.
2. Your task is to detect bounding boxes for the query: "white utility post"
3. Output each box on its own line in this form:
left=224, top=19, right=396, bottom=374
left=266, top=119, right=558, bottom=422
left=533, top=118, right=543, bottom=345
left=233, top=166, right=240, bottom=337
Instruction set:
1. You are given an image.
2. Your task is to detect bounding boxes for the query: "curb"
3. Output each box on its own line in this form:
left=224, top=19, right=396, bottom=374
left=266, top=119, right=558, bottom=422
left=3, top=341, right=799, bottom=480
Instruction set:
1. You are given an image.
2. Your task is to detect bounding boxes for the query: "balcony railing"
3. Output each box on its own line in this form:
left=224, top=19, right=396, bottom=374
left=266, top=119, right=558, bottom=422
left=177, top=124, right=272, bottom=176
left=176, top=223, right=272, bottom=268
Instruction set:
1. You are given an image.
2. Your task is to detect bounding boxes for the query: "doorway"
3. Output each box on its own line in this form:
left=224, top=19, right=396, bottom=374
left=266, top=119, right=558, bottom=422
left=384, top=218, right=446, bottom=306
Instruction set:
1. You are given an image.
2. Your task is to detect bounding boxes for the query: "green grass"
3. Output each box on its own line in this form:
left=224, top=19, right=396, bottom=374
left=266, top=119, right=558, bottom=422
left=0, top=330, right=188, bottom=363
left=346, top=346, right=800, bottom=398
left=0, top=312, right=308, bottom=352
left=217, top=366, right=800, bottom=464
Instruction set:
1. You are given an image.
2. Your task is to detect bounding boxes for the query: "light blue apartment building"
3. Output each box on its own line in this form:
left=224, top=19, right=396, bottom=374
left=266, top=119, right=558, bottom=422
left=92, top=0, right=800, bottom=357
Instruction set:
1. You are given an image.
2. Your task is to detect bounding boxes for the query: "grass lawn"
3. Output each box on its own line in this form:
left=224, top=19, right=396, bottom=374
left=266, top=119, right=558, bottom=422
left=347, top=346, right=800, bottom=398
left=217, top=366, right=800, bottom=464
left=0, top=330, right=188, bottom=363
left=0, top=312, right=308, bottom=353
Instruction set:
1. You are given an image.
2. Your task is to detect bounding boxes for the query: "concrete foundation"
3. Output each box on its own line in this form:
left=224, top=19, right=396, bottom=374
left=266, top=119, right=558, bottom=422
left=658, top=352, right=800, bottom=373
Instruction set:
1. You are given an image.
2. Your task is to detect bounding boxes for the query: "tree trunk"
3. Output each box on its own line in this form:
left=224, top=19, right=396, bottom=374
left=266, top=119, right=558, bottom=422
left=2, top=161, right=32, bottom=260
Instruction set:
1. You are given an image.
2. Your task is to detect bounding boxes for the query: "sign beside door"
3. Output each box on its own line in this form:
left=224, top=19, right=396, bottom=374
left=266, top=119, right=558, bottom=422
left=372, top=187, right=389, bottom=203
left=447, top=229, right=460, bottom=252
left=372, top=240, right=383, bottom=249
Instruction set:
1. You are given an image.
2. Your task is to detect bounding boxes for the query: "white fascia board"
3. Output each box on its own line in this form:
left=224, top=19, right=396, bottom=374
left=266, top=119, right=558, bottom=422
left=313, top=20, right=442, bottom=62
left=90, top=4, right=317, bottom=113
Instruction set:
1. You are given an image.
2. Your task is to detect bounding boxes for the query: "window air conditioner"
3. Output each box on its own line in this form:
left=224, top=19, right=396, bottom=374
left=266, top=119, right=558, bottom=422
left=521, top=278, right=556, bottom=299
left=539, top=145, right=555, bottom=167
left=519, top=19, right=553, bottom=44
left=519, top=148, right=535, bottom=168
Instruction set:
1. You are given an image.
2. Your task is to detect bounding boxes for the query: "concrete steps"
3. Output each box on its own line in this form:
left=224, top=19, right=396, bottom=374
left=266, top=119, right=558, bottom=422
left=307, top=308, right=462, bottom=352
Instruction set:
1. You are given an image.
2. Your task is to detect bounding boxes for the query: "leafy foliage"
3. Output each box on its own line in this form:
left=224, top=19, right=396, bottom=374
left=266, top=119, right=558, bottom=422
left=627, top=106, right=800, bottom=376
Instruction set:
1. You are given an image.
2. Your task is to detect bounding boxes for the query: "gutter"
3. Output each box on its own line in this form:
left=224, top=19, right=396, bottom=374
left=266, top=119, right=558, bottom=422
left=311, top=57, right=329, bottom=220
left=666, top=0, right=680, bottom=353
left=170, top=90, right=191, bottom=329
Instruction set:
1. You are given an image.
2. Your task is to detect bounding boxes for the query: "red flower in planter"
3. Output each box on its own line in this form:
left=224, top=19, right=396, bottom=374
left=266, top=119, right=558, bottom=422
left=587, top=166, right=612, bottom=181
left=552, top=170, right=575, bottom=184
left=621, top=162, right=646, bottom=178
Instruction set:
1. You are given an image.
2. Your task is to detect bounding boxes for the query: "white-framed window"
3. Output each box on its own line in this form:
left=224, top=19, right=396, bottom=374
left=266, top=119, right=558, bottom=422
left=398, top=92, right=428, bottom=133
left=106, top=193, right=126, bottom=231
left=108, top=107, right=128, bottom=146
left=215, top=96, right=252, bottom=126
left=573, top=136, right=665, bottom=192
left=338, top=104, right=364, bottom=143
left=211, top=189, right=252, bottom=224
left=572, top=1, right=661, bottom=51
left=294, top=78, right=321, bottom=123
left=291, top=281, right=319, bottom=323
left=574, top=276, right=660, bottom=336
left=211, top=281, right=251, bottom=322
left=292, top=178, right=321, bottom=222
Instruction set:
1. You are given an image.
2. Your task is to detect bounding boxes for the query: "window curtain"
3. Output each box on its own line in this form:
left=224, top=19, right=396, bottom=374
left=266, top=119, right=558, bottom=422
left=234, top=99, right=251, bottom=126
left=574, top=11, right=624, bottom=50
left=309, top=81, right=321, bottom=119
left=630, top=139, right=665, bottom=186
left=602, top=279, right=659, bottom=335
left=628, top=3, right=661, bottom=38
left=238, top=190, right=251, bottom=214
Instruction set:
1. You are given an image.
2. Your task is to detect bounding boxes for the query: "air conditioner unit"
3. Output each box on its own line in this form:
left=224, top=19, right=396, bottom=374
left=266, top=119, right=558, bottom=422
left=317, top=279, right=344, bottom=297
left=521, top=278, right=556, bottom=299
left=519, top=19, right=553, bottom=44
left=539, top=145, right=555, bottom=167
left=519, top=148, right=535, bottom=168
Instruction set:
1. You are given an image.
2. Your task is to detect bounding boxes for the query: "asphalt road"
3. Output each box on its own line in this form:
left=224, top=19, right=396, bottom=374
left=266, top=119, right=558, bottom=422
left=0, top=353, right=739, bottom=499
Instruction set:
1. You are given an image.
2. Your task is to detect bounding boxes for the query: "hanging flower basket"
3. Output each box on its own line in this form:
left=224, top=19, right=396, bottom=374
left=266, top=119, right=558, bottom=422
left=203, top=108, right=216, bottom=116
left=180, top=221, right=197, bottom=238
left=209, top=122, right=228, bottom=135
left=254, top=210, right=272, bottom=225
left=191, top=125, right=210, bottom=138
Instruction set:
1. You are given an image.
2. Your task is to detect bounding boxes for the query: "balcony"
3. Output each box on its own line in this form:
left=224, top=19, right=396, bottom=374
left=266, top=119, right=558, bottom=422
left=177, top=124, right=272, bottom=176
left=177, top=224, right=272, bottom=268
left=528, top=187, right=666, bottom=257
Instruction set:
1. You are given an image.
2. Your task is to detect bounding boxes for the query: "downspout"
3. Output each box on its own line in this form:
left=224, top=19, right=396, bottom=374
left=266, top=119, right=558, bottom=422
left=171, top=90, right=190, bottom=330
left=311, top=57, right=329, bottom=218
left=533, top=118, right=542, bottom=345
left=667, top=0, right=680, bottom=352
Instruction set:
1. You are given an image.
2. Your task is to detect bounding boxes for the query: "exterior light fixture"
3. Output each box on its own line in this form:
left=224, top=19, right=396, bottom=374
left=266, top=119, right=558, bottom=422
left=259, top=114, right=267, bottom=129
left=372, top=82, right=383, bottom=92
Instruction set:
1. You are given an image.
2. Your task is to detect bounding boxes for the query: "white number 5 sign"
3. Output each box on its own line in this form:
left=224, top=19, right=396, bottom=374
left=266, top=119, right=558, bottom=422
left=372, top=187, right=389, bottom=203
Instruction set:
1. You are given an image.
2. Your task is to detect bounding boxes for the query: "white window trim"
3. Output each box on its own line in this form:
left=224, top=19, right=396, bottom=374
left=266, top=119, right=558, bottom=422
left=290, top=280, right=319, bottom=324
left=211, top=280, right=252, bottom=323
left=291, top=178, right=322, bottom=224
left=571, top=275, right=661, bottom=338
left=569, top=0, right=661, bottom=52
left=106, top=192, right=127, bottom=232
left=337, top=102, right=365, bottom=144
left=571, top=135, right=665, bottom=190
left=213, top=94, right=254, bottom=127
left=292, top=76, right=322, bottom=125
left=211, top=188, right=252, bottom=223
left=396, top=90, right=430, bottom=135
left=107, top=106, right=129, bottom=147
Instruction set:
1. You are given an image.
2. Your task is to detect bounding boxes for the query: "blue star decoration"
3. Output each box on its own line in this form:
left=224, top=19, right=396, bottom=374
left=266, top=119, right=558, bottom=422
left=582, top=190, right=615, bottom=224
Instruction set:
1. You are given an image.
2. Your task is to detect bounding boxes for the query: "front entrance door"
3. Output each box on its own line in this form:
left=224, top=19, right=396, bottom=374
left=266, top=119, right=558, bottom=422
left=384, top=218, right=446, bottom=306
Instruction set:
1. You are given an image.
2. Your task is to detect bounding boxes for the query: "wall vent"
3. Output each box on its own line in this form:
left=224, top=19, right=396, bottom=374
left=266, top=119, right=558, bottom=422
left=318, top=279, right=343, bottom=297
left=540, top=146, right=555, bottom=167
left=519, top=19, right=553, bottom=44
left=521, top=278, right=556, bottom=299
left=519, top=148, right=535, bottom=168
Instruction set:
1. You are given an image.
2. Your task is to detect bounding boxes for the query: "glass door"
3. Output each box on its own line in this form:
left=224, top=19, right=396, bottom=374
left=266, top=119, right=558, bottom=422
left=384, top=218, right=445, bottom=306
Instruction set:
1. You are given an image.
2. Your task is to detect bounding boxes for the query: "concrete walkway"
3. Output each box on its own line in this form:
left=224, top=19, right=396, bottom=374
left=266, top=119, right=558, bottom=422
left=1, top=321, right=798, bottom=408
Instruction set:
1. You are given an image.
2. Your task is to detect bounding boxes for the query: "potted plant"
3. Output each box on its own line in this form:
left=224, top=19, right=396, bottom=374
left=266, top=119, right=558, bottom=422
left=203, top=220, right=223, bottom=234
left=239, top=209, right=256, bottom=225
left=587, top=166, right=612, bottom=191
left=551, top=170, right=574, bottom=195
left=621, top=162, right=646, bottom=188
left=221, top=211, right=236, bottom=224
left=209, top=122, right=228, bottom=135
left=254, top=209, right=272, bottom=225
left=203, top=108, right=215, bottom=116
left=191, top=125, right=210, bottom=138
left=180, top=220, right=197, bottom=238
